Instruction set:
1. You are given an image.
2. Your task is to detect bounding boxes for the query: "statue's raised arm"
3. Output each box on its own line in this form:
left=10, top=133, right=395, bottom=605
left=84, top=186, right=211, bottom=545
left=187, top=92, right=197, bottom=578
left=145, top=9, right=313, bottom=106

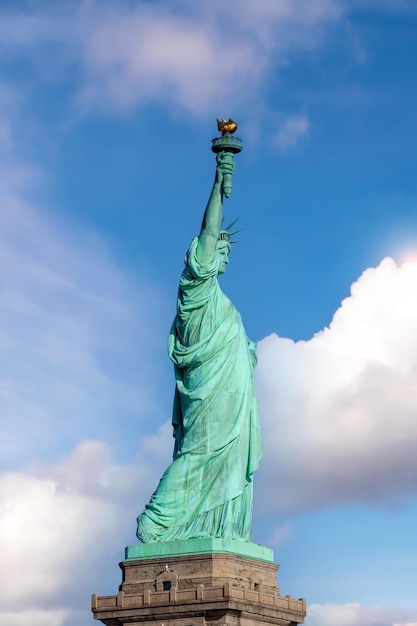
left=196, top=152, right=235, bottom=266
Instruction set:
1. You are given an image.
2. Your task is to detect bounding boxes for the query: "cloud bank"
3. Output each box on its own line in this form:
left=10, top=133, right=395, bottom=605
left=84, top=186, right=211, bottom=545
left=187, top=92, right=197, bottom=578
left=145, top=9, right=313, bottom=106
left=257, top=257, right=417, bottom=512
left=0, top=439, right=166, bottom=626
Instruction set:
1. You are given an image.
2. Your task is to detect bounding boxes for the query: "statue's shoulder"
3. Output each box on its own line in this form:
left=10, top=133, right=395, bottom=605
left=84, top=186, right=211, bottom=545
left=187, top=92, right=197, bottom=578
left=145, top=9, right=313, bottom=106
left=182, top=237, right=218, bottom=283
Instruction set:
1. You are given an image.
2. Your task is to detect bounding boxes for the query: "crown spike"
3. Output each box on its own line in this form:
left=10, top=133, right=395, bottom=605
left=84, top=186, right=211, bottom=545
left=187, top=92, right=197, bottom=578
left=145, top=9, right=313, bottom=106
left=223, top=216, right=241, bottom=232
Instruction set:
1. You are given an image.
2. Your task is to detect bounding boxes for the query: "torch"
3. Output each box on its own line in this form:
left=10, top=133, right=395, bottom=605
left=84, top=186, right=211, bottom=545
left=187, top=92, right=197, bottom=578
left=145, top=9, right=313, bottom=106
left=211, top=118, right=243, bottom=199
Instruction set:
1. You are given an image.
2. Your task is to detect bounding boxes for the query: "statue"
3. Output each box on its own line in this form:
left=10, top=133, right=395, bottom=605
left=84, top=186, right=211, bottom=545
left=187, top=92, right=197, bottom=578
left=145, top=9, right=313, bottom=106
left=136, top=122, right=263, bottom=543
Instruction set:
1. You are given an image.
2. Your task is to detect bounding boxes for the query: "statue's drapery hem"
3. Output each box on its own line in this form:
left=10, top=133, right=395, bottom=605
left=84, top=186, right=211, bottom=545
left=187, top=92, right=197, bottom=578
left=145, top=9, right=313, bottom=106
left=137, top=482, right=253, bottom=542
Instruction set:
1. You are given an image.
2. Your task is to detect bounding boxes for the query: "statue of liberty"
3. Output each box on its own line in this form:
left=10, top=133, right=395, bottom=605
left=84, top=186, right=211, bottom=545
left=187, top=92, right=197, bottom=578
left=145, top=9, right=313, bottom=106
left=137, top=133, right=263, bottom=543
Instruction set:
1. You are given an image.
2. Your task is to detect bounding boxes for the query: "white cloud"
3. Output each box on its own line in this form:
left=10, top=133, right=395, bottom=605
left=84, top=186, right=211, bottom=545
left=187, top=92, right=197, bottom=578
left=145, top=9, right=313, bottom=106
left=80, top=8, right=259, bottom=114
left=0, top=178, right=166, bottom=466
left=78, top=0, right=344, bottom=115
left=256, top=257, right=417, bottom=512
left=274, top=114, right=310, bottom=150
left=306, top=603, right=417, bottom=626
left=0, top=0, right=346, bottom=116
left=0, top=610, right=82, bottom=626
left=0, top=438, right=166, bottom=626
left=84, top=0, right=345, bottom=116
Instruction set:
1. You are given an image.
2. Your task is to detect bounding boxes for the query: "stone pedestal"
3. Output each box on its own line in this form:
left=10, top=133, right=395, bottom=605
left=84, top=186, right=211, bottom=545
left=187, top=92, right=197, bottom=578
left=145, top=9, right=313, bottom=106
left=92, top=540, right=306, bottom=626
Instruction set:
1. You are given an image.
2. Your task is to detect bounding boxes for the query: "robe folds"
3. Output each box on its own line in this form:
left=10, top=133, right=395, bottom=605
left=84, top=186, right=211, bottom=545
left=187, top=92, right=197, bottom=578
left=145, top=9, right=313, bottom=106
left=137, top=238, right=263, bottom=542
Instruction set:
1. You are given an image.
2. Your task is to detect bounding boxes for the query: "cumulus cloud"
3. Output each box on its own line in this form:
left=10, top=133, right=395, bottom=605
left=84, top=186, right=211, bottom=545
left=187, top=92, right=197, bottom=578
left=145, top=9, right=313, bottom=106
left=256, top=257, right=417, bottom=512
left=306, top=603, right=417, bottom=626
left=0, top=438, right=167, bottom=626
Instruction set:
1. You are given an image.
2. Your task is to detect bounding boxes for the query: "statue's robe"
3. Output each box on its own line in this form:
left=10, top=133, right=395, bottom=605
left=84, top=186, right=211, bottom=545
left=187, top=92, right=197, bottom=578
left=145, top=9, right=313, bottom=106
left=137, top=238, right=262, bottom=542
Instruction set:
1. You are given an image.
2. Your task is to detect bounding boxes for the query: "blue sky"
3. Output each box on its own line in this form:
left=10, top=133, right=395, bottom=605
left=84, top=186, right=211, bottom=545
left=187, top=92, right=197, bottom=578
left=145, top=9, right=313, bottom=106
left=1, top=1, right=417, bottom=625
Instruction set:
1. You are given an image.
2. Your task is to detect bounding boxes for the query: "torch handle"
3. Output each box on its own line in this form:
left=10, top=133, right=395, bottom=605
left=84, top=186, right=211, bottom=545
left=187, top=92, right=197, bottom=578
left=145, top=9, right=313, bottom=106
left=216, top=151, right=235, bottom=199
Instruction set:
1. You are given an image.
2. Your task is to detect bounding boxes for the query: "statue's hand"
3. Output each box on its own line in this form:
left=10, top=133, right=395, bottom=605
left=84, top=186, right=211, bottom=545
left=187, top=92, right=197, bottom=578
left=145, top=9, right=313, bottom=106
left=216, top=151, right=235, bottom=174
left=215, top=152, right=235, bottom=196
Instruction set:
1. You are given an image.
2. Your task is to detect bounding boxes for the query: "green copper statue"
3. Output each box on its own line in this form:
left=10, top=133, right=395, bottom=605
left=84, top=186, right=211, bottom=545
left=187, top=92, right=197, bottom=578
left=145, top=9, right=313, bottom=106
left=137, top=124, right=263, bottom=543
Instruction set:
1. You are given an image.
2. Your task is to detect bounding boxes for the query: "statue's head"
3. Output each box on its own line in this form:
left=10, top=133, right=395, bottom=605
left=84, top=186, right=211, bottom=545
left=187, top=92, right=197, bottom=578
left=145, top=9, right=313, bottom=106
left=217, top=231, right=231, bottom=275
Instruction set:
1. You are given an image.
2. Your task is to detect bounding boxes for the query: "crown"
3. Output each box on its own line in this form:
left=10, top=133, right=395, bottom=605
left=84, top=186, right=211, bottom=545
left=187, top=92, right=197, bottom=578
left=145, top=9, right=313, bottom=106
left=218, top=218, right=242, bottom=244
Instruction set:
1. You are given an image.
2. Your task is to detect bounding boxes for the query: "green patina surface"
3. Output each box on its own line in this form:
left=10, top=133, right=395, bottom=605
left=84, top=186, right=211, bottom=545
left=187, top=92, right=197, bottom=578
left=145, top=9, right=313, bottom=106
left=125, top=539, right=273, bottom=562
left=136, top=140, right=263, bottom=545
